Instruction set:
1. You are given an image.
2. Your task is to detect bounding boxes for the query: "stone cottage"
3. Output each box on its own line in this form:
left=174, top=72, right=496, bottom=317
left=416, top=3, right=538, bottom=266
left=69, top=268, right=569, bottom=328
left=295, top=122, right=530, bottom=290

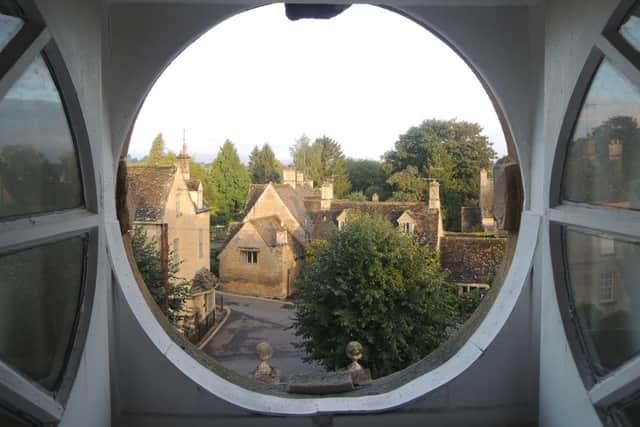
left=127, top=145, right=215, bottom=329
left=218, top=168, right=444, bottom=299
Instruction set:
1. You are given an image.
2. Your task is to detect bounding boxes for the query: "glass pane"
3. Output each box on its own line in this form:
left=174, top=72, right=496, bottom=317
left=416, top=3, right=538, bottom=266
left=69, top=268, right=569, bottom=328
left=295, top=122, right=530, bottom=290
left=563, top=59, right=640, bottom=210
left=619, top=396, right=640, bottom=427
left=0, top=237, right=85, bottom=390
left=0, top=55, right=83, bottom=219
left=0, top=406, right=33, bottom=427
left=0, top=13, right=22, bottom=52
left=565, top=228, right=640, bottom=375
left=620, top=4, right=640, bottom=53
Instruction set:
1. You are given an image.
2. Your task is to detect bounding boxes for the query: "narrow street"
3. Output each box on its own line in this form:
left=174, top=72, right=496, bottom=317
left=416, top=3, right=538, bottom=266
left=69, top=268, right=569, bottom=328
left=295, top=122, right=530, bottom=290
left=203, top=292, right=323, bottom=381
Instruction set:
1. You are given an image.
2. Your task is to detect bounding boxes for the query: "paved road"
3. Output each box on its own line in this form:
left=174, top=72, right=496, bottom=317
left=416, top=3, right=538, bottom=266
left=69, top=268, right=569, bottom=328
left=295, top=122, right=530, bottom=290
left=203, top=292, right=323, bottom=381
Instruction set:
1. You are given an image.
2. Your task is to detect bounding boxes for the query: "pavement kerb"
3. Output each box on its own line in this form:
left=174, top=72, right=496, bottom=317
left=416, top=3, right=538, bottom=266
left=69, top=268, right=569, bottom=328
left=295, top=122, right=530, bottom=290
left=197, top=306, right=231, bottom=350
left=217, top=290, right=294, bottom=307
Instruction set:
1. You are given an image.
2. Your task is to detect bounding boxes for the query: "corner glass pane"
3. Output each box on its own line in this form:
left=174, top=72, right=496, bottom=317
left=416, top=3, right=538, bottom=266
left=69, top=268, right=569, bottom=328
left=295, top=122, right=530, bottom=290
left=0, top=55, right=83, bottom=219
left=0, top=405, right=34, bottom=427
left=0, top=237, right=86, bottom=390
left=563, top=59, right=640, bottom=210
left=620, top=4, right=640, bottom=53
left=617, top=396, right=640, bottom=427
left=564, top=228, right=640, bottom=376
left=0, top=13, right=22, bottom=52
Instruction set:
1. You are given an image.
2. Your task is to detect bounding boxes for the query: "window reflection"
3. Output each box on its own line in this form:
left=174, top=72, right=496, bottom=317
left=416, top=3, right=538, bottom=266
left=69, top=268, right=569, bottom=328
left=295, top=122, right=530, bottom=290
left=0, top=55, right=83, bottom=218
left=0, top=13, right=22, bottom=52
left=564, top=60, right=640, bottom=210
left=565, top=228, right=640, bottom=376
left=0, top=238, right=85, bottom=390
left=620, top=4, right=640, bottom=53
left=0, top=405, right=34, bottom=427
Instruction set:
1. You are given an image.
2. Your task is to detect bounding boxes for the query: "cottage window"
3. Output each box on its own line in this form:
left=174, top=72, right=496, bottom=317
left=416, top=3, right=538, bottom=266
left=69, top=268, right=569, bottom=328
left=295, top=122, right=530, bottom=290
left=176, top=195, right=181, bottom=217
left=598, top=271, right=615, bottom=303
left=198, top=229, right=204, bottom=258
left=401, top=222, right=413, bottom=234
left=173, top=238, right=180, bottom=259
left=242, top=249, right=258, bottom=264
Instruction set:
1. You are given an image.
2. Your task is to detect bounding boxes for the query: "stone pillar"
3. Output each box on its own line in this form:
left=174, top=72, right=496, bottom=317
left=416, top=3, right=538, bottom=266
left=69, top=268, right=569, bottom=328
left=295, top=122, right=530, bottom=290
left=479, top=168, right=495, bottom=232
left=428, top=179, right=440, bottom=210
left=493, top=157, right=523, bottom=233
left=177, top=143, right=190, bottom=181
left=321, top=182, right=333, bottom=210
left=283, top=168, right=297, bottom=188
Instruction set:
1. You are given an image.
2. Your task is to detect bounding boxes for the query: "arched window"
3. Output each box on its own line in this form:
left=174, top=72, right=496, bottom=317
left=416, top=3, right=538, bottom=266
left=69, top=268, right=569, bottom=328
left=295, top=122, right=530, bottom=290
left=552, top=2, right=640, bottom=424
left=0, top=2, right=97, bottom=424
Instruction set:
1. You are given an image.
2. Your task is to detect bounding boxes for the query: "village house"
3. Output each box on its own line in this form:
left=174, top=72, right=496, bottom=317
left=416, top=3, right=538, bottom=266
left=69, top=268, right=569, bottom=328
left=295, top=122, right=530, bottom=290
left=127, top=145, right=215, bottom=331
left=218, top=168, right=444, bottom=298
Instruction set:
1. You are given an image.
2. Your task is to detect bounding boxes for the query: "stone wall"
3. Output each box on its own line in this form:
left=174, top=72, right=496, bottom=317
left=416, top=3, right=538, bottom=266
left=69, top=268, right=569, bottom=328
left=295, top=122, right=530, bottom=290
left=440, top=234, right=507, bottom=284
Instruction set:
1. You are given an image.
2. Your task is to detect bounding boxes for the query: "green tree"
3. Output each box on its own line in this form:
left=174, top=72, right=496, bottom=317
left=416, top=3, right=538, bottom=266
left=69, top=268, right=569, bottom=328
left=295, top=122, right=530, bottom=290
left=290, top=135, right=351, bottom=197
left=290, top=134, right=314, bottom=172
left=292, top=213, right=462, bottom=378
left=386, top=166, right=428, bottom=202
left=146, top=133, right=178, bottom=166
left=130, top=225, right=191, bottom=325
left=383, top=119, right=496, bottom=230
left=207, top=140, right=250, bottom=222
left=248, top=144, right=282, bottom=184
left=345, top=158, right=390, bottom=200
left=344, top=191, right=367, bottom=201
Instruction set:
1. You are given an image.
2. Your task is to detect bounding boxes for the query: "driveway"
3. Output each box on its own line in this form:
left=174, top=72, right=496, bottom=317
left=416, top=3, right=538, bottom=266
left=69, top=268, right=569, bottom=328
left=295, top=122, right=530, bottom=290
left=203, top=292, right=323, bottom=381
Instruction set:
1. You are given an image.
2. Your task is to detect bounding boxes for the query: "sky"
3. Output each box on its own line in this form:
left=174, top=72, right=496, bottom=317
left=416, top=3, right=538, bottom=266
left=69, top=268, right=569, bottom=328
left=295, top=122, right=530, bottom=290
left=128, top=4, right=507, bottom=165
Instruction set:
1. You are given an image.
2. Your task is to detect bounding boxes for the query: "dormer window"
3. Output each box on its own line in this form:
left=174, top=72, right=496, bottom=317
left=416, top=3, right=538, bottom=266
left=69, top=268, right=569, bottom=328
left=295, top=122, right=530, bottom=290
left=397, top=210, right=415, bottom=235
left=402, top=222, right=413, bottom=234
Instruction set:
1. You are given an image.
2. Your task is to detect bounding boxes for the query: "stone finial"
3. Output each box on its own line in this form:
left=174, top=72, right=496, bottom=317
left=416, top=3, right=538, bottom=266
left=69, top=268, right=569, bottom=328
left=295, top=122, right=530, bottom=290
left=371, top=193, right=379, bottom=202
left=345, top=341, right=371, bottom=385
left=254, top=341, right=280, bottom=384
left=345, top=341, right=363, bottom=371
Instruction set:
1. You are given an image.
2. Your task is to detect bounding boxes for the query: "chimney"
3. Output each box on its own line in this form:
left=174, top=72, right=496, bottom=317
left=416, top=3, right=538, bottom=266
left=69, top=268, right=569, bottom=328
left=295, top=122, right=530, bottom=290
left=283, top=168, right=297, bottom=188
left=428, top=180, right=440, bottom=210
left=177, top=142, right=190, bottom=180
left=321, top=182, right=333, bottom=210
left=296, top=171, right=305, bottom=187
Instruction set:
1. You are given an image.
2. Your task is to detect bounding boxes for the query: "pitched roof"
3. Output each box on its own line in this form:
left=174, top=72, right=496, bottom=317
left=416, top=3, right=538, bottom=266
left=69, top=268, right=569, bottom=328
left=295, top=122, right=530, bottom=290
left=272, top=184, right=310, bottom=230
left=249, top=216, right=287, bottom=247
left=309, top=201, right=440, bottom=246
left=127, top=165, right=176, bottom=222
left=244, top=184, right=267, bottom=215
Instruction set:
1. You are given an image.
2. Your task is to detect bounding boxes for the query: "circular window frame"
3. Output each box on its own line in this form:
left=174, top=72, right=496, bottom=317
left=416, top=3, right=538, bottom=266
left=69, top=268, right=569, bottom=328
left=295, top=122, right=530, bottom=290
left=109, top=2, right=537, bottom=415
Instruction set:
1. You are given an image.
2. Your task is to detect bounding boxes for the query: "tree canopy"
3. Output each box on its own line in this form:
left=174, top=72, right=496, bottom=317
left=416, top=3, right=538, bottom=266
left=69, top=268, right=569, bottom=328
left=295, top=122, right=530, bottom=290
left=289, top=135, right=351, bottom=197
left=146, top=133, right=177, bottom=166
left=383, top=119, right=496, bottom=230
left=248, top=143, right=282, bottom=184
left=130, top=225, right=190, bottom=326
left=207, top=140, right=250, bottom=222
left=292, top=213, right=464, bottom=378
left=345, top=158, right=389, bottom=201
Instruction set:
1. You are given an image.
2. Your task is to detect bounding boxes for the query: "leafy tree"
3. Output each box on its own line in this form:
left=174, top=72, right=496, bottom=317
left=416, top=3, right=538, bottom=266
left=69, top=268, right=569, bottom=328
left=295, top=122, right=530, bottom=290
left=290, top=135, right=351, bottom=197
left=383, top=119, right=496, bottom=230
left=387, top=166, right=428, bottom=202
left=292, top=213, right=463, bottom=378
left=130, top=225, right=191, bottom=325
left=146, top=133, right=178, bottom=166
left=248, top=143, right=282, bottom=184
left=345, top=158, right=390, bottom=200
left=207, top=140, right=250, bottom=222
left=344, top=191, right=367, bottom=201
left=290, top=134, right=314, bottom=172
